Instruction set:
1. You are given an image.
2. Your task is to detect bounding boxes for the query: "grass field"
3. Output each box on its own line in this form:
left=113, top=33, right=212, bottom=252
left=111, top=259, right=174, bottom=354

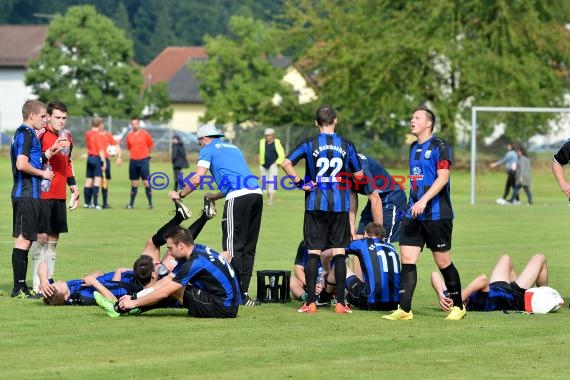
left=0, top=152, right=568, bottom=380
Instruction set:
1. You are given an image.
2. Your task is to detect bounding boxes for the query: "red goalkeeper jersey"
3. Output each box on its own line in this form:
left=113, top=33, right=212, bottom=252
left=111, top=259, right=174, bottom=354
left=37, top=128, right=75, bottom=200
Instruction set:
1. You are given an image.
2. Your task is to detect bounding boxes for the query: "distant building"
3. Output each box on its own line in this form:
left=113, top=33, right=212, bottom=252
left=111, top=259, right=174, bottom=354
left=144, top=46, right=317, bottom=132
left=0, top=25, right=48, bottom=131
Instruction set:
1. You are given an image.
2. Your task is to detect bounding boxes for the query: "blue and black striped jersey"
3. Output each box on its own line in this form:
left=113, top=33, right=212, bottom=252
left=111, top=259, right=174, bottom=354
left=346, top=237, right=400, bottom=305
left=172, top=244, right=242, bottom=307
left=288, top=133, right=361, bottom=212
left=11, top=124, right=43, bottom=198
left=406, top=135, right=454, bottom=220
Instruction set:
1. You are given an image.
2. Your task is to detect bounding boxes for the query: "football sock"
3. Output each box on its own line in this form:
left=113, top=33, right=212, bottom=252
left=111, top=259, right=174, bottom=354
left=12, top=248, right=29, bottom=290
left=145, top=187, right=152, bottom=206
left=305, top=254, right=320, bottom=304
left=440, top=262, right=463, bottom=309
left=399, top=264, right=417, bottom=312
left=92, top=186, right=99, bottom=207
left=130, top=186, right=137, bottom=206
left=84, top=187, right=92, bottom=205
left=30, top=241, right=46, bottom=292
left=188, top=212, right=208, bottom=241
left=152, top=213, right=185, bottom=247
left=102, top=187, right=108, bottom=205
left=46, top=241, right=57, bottom=278
left=333, top=255, right=347, bottom=305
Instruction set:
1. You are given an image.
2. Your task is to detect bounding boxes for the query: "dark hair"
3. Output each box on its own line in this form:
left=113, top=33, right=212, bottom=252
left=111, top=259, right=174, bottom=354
left=47, top=101, right=68, bottom=116
left=43, top=288, right=66, bottom=306
left=315, top=105, right=337, bottom=127
left=164, top=226, right=194, bottom=246
left=22, top=99, right=46, bottom=119
left=133, top=255, right=155, bottom=286
left=415, top=105, right=436, bottom=131
left=364, top=222, right=386, bottom=239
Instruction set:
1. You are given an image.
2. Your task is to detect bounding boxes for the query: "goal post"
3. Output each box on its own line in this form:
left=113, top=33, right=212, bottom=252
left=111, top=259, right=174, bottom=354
left=470, top=106, right=570, bottom=205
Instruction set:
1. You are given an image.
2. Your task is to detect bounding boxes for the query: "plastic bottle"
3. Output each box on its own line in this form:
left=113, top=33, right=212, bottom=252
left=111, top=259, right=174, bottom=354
left=41, top=162, right=52, bottom=192
left=267, top=275, right=275, bottom=301
left=59, top=129, right=70, bottom=156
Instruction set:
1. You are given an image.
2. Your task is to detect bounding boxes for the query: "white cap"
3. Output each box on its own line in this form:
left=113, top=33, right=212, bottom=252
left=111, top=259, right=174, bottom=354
left=196, top=125, right=225, bottom=139
left=264, top=128, right=275, bottom=135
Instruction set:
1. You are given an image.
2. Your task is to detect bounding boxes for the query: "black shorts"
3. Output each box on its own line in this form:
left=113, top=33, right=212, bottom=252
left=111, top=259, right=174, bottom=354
left=346, top=275, right=398, bottom=311
left=399, top=218, right=452, bottom=252
left=86, top=155, right=103, bottom=178
left=488, top=281, right=525, bottom=311
left=104, top=157, right=112, bottom=179
left=38, top=199, right=68, bottom=234
left=304, top=211, right=350, bottom=250
left=129, top=157, right=150, bottom=181
left=182, top=286, right=238, bottom=318
left=12, top=198, right=40, bottom=241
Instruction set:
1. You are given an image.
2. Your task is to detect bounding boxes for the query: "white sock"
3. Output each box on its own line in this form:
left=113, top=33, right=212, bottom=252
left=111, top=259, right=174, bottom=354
left=31, top=241, right=47, bottom=292
left=46, top=241, right=58, bottom=279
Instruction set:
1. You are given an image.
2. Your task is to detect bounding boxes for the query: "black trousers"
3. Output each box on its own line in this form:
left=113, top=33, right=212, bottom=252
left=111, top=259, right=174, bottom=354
left=502, top=170, right=517, bottom=199
left=222, top=193, right=263, bottom=294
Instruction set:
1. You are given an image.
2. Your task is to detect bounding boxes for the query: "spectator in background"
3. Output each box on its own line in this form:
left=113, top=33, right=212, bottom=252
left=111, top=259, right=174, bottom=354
left=83, top=117, right=107, bottom=209
left=552, top=139, right=570, bottom=200
left=509, top=145, right=532, bottom=205
left=171, top=134, right=189, bottom=191
left=98, top=122, right=122, bottom=208
left=10, top=100, right=54, bottom=298
left=490, top=142, right=518, bottom=205
left=31, top=101, right=79, bottom=293
left=258, top=128, right=285, bottom=206
left=125, top=116, right=154, bottom=209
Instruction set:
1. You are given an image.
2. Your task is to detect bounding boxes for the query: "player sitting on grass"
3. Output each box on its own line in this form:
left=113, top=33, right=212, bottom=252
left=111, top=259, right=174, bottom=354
left=431, top=254, right=564, bottom=313
left=324, top=223, right=401, bottom=311
left=290, top=240, right=334, bottom=306
left=97, top=226, right=242, bottom=318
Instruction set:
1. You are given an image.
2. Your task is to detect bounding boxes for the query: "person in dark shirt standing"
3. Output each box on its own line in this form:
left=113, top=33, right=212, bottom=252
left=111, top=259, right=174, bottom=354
left=171, top=134, right=189, bottom=191
left=383, top=105, right=465, bottom=321
left=10, top=100, right=55, bottom=299
left=258, top=128, right=285, bottom=205
left=282, top=105, right=363, bottom=314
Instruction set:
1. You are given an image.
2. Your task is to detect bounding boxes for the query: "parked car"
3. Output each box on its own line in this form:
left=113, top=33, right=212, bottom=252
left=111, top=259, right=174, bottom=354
left=153, top=129, right=200, bottom=152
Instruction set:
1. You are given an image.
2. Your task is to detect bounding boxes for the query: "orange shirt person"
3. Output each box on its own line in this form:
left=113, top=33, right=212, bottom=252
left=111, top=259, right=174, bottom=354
left=99, top=124, right=122, bottom=208
left=125, top=116, right=154, bottom=209
left=83, top=117, right=107, bottom=209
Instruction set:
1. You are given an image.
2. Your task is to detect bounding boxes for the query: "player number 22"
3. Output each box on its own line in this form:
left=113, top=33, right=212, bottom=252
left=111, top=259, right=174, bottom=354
left=316, top=157, right=342, bottom=182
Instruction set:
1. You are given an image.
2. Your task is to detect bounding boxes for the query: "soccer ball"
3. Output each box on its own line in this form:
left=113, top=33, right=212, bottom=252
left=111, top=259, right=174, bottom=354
left=106, top=145, right=119, bottom=157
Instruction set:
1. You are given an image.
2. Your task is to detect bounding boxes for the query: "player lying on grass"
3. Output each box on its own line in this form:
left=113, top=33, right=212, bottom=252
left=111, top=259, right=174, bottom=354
left=38, top=260, right=138, bottom=306
left=431, top=254, right=564, bottom=313
left=39, top=198, right=200, bottom=306
left=323, top=222, right=401, bottom=311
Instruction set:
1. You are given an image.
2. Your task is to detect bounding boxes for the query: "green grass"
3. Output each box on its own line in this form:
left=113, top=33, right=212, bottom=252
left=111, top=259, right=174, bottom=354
left=0, top=154, right=568, bottom=380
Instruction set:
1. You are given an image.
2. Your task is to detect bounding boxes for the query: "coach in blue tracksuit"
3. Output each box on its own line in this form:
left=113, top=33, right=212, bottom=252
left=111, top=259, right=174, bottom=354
left=170, top=125, right=263, bottom=307
left=350, top=154, right=407, bottom=243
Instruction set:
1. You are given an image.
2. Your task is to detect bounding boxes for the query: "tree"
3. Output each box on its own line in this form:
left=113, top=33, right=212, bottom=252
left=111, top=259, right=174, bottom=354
left=281, top=0, right=570, bottom=145
left=193, top=16, right=308, bottom=132
left=24, top=5, right=168, bottom=119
